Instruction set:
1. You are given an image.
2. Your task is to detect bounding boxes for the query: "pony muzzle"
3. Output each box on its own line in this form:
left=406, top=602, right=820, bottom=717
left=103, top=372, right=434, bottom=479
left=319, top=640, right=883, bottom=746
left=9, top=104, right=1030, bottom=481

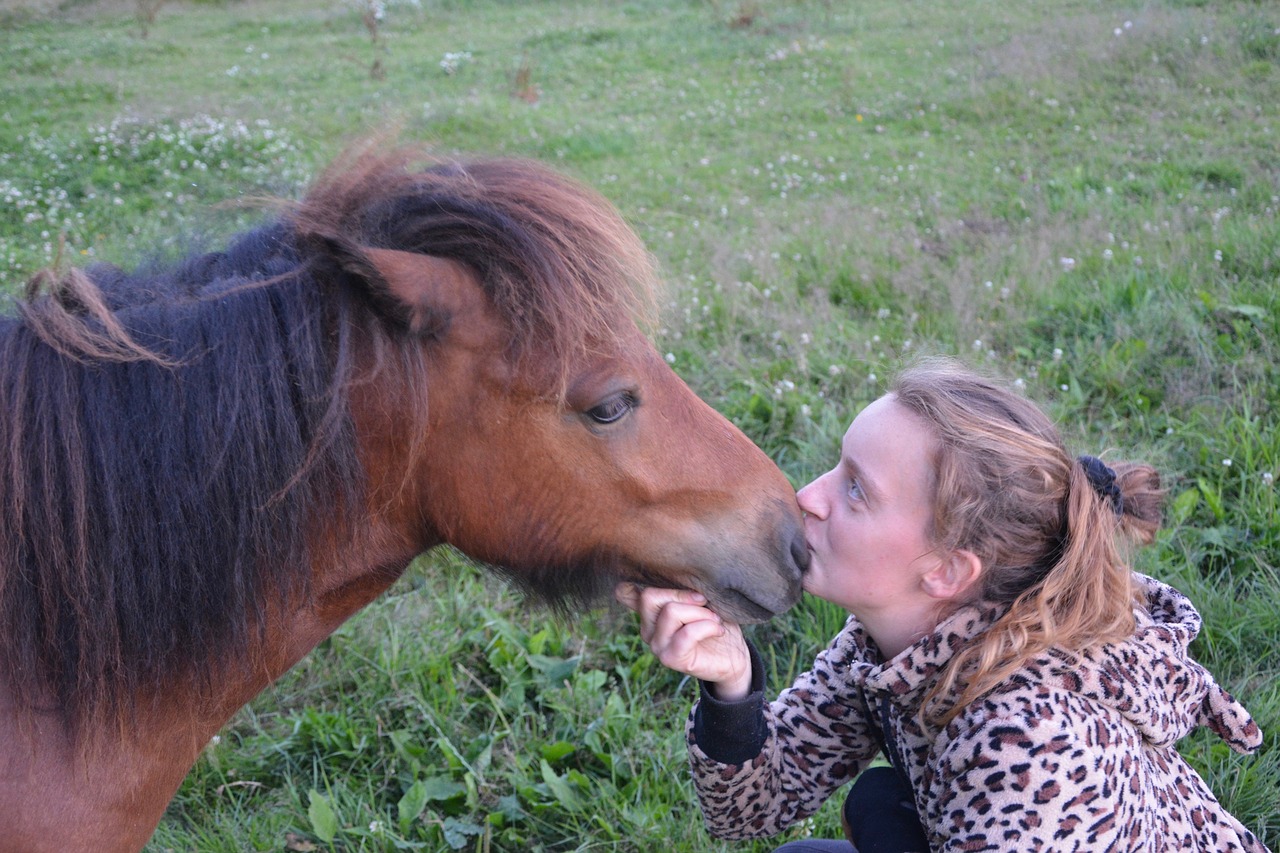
left=698, top=528, right=807, bottom=624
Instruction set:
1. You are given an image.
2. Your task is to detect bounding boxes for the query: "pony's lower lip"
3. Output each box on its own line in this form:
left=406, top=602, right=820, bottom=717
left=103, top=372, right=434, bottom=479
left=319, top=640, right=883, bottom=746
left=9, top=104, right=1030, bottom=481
left=712, top=587, right=778, bottom=624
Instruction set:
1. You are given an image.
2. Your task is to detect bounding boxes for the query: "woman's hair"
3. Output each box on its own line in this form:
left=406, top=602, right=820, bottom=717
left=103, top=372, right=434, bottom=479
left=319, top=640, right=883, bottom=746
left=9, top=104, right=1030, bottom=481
left=888, top=357, right=1164, bottom=727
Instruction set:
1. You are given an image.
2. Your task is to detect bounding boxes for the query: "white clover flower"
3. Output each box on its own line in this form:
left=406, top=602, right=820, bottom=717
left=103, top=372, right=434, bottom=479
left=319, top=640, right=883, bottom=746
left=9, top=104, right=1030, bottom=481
left=1059, top=257, right=1076, bottom=271
left=1223, top=459, right=1233, bottom=467
left=440, top=51, right=472, bottom=74
left=664, top=352, right=675, bottom=364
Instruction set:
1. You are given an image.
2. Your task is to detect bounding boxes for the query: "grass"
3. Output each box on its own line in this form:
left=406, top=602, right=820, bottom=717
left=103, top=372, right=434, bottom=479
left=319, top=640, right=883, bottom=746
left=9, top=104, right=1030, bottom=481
left=2, top=0, right=1277, bottom=849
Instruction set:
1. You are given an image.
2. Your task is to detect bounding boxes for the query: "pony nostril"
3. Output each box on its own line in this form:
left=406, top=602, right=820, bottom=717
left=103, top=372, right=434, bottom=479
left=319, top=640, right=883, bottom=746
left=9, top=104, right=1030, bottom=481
left=789, top=529, right=810, bottom=575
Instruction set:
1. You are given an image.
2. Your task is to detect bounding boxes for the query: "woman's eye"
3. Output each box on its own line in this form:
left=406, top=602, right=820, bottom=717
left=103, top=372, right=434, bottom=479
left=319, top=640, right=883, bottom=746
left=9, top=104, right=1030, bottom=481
left=847, top=478, right=865, bottom=502
left=585, top=392, right=636, bottom=425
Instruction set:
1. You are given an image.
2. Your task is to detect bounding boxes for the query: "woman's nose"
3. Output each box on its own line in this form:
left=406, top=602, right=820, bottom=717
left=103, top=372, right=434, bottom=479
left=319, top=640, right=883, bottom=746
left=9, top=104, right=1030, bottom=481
left=796, top=475, right=828, bottom=520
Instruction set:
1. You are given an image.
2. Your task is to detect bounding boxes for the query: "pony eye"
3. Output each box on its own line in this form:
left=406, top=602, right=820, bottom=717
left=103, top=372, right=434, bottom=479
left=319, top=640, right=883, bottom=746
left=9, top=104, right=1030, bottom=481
left=585, top=391, right=636, bottom=425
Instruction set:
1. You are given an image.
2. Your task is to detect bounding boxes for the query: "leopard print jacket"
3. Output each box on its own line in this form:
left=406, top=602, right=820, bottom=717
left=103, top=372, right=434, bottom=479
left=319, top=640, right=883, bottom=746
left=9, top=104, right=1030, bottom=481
left=687, top=575, right=1270, bottom=852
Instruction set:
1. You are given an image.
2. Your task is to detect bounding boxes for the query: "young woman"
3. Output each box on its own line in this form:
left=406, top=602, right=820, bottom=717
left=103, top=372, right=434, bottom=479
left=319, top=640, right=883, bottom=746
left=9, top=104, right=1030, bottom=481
left=617, top=358, right=1269, bottom=852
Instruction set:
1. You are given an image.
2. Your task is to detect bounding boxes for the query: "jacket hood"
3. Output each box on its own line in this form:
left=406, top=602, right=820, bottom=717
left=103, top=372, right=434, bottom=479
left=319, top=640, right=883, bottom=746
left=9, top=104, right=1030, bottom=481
left=860, top=574, right=1263, bottom=754
left=1037, top=575, right=1261, bottom=753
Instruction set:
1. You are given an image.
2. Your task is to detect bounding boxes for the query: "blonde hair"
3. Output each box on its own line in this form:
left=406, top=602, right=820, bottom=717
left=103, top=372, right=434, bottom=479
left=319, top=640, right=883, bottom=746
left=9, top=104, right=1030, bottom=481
left=889, top=358, right=1163, bottom=727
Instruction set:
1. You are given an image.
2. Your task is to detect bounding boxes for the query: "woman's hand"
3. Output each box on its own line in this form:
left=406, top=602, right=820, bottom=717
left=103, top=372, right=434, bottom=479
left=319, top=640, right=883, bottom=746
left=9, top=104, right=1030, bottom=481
left=614, top=583, right=754, bottom=701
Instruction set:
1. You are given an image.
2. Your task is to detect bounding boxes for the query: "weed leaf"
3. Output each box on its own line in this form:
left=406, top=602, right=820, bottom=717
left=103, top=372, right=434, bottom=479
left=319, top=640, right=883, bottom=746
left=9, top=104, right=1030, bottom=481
left=540, top=759, right=582, bottom=811
left=307, top=789, right=338, bottom=844
left=441, top=817, right=483, bottom=849
left=397, top=780, right=429, bottom=834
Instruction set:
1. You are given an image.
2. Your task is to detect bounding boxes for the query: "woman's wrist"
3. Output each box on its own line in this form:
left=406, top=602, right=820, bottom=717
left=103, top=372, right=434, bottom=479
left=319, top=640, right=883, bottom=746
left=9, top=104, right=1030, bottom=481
left=706, top=666, right=753, bottom=702
left=692, top=642, right=768, bottom=765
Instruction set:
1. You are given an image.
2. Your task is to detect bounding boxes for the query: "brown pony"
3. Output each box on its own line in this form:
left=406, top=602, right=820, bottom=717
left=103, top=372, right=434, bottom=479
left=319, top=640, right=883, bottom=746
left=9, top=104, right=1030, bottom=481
left=0, top=144, right=807, bottom=852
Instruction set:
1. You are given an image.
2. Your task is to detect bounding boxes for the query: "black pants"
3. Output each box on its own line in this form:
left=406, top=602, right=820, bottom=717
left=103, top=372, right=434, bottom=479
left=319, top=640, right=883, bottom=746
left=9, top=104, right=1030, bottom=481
left=772, top=766, right=929, bottom=853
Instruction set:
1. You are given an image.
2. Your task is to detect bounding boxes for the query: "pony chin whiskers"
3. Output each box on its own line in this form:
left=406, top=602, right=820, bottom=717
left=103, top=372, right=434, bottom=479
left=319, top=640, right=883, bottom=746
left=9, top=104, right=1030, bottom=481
left=485, top=548, right=628, bottom=615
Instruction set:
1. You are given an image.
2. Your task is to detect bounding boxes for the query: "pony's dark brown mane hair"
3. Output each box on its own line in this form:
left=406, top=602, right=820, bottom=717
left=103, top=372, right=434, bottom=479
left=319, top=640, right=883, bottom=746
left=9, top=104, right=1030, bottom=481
left=290, top=141, right=660, bottom=390
left=0, top=142, right=659, bottom=739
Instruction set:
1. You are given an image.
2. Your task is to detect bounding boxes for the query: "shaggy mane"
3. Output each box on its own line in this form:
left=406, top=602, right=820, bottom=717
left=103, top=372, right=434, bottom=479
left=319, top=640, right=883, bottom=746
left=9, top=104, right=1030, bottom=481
left=290, top=142, right=660, bottom=387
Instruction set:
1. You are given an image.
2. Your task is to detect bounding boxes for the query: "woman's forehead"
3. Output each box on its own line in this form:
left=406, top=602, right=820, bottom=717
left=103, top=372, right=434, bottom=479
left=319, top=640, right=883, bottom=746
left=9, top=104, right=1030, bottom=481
left=842, top=395, right=937, bottom=495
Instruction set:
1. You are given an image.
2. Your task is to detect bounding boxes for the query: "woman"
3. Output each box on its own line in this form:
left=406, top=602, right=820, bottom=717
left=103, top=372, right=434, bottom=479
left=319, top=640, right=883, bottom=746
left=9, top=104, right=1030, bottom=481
left=617, top=358, right=1269, bottom=852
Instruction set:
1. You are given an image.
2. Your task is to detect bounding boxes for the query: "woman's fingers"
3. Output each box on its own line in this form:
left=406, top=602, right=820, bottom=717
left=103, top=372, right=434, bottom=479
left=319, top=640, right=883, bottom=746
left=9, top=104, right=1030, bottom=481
left=648, top=599, right=721, bottom=648
left=614, top=581, right=642, bottom=610
left=614, top=584, right=710, bottom=643
left=651, top=613, right=726, bottom=669
left=615, top=582, right=706, bottom=613
left=614, top=583, right=750, bottom=687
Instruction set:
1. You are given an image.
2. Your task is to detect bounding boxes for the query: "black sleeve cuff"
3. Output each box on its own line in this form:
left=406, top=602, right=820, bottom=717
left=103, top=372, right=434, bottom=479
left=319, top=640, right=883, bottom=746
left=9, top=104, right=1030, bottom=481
left=691, top=641, right=768, bottom=765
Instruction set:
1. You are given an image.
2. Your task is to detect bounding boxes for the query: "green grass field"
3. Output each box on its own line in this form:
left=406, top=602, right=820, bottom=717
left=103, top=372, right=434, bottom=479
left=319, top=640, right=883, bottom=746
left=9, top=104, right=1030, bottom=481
left=3, top=0, right=1277, bottom=850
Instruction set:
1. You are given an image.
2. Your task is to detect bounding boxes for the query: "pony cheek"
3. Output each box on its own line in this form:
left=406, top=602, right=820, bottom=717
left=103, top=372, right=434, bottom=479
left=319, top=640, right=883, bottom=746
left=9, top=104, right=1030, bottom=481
left=417, top=450, right=582, bottom=562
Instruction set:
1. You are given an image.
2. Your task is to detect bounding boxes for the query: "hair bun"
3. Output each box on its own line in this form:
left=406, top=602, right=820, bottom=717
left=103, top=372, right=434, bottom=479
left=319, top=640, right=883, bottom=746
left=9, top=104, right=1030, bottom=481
left=1078, top=455, right=1123, bottom=515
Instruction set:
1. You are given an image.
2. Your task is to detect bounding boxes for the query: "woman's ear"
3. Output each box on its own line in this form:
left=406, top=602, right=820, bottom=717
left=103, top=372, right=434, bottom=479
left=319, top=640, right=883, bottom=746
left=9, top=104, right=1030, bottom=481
left=921, top=549, right=983, bottom=601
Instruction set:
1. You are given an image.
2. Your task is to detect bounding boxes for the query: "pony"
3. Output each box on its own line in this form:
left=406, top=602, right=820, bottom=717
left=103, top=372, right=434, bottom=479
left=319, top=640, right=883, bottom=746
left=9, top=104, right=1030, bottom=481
left=0, top=143, right=807, bottom=851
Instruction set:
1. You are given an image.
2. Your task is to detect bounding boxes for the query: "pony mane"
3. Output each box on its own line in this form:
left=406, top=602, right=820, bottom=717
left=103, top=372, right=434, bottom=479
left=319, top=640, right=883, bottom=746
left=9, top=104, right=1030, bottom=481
left=0, top=224, right=365, bottom=737
left=288, top=142, right=661, bottom=391
left=0, top=142, right=660, bottom=737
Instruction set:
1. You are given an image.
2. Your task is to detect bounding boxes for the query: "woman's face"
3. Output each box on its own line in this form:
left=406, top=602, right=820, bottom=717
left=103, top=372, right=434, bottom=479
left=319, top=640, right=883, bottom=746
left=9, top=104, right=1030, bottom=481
left=796, top=394, right=941, bottom=618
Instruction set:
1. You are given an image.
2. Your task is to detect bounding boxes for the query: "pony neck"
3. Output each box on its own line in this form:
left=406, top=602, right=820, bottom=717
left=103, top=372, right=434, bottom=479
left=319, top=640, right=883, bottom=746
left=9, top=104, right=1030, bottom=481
left=0, top=527, right=421, bottom=853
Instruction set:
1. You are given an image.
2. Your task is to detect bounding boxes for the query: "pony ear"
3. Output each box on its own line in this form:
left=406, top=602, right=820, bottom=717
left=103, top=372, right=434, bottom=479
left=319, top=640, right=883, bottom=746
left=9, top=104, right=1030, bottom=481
left=313, top=236, right=478, bottom=337
left=361, top=247, right=483, bottom=338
